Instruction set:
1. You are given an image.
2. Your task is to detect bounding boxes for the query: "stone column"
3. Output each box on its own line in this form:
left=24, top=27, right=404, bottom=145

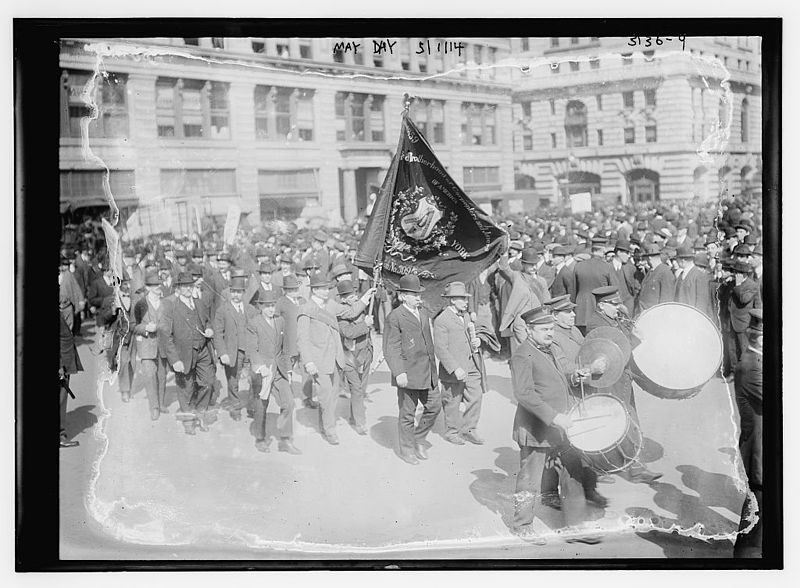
left=342, top=168, right=358, bottom=221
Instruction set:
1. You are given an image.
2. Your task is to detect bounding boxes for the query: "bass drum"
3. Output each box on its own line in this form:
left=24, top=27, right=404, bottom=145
left=631, top=303, right=723, bottom=400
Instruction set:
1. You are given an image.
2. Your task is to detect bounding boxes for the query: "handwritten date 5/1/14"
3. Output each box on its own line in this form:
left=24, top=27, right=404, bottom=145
left=628, top=36, right=686, bottom=50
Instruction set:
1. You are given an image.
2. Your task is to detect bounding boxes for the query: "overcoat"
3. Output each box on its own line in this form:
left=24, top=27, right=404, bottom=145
left=383, top=304, right=438, bottom=390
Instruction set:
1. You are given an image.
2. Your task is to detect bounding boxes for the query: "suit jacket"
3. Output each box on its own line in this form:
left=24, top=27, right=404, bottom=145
left=87, top=276, right=115, bottom=309
left=573, top=257, right=614, bottom=327
left=434, top=307, right=480, bottom=383
left=244, top=273, right=278, bottom=306
left=297, top=298, right=346, bottom=375
left=337, top=299, right=373, bottom=370
left=246, top=308, right=290, bottom=378
left=675, top=264, right=714, bottom=319
left=550, top=263, right=576, bottom=302
left=214, top=300, right=250, bottom=359
left=158, top=295, right=210, bottom=370
left=552, top=323, right=584, bottom=363
left=537, top=261, right=556, bottom=290
left=276, top=295, right=304, bottom=359
left=60, top=313, right=83, bottom=374
left=132, top=295, right=166, bottom=360
left=729, top=277, right=761, bottom=333
left=509, top=339, right=575, bottom=448
left=636, top=262, right=675, bottom=314
left=611, top=261, right=638, bottom=316
left=383, top=304, right=438, bottom=390
left=735, top=348, right=763, bottom=487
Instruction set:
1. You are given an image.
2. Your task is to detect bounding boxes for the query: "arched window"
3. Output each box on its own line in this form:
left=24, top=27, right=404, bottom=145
left=564, top=100, right=588, bottom=148
left=740, top=98, right=749, bottom=143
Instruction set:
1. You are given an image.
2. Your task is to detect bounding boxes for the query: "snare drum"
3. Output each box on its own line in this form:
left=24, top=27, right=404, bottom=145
left=566, top=394, right=643, bottom=473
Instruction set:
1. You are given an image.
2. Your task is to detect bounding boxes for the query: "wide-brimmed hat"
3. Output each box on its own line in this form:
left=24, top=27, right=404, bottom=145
left=174, top=271, right=195, bottom=286
left=441, top=281, right=471, bottom=298
left=279, top=254, right=294, bottom=265
left=336, top=280, right=355, bottom=297
left=258, top=261, right=275, bottom=274
left=217, top=251, right=232, bottom=262
left=331, top=264, right=351, bottom=279
left=614, top=239, right=631, bottom=253
left=254, top=289, right=278, bottom=306
left=282, top=274, right=300, bottom=290
left=302, top=257, right=320, bottom=270
left=144, top=270, right=161, bottom=286
left=641, top=243, right=662, bottom=257
left=309, top=271, right=333, bottom=289
left=397, top=274, right=425, bottom=293
left=676, top=244, right=695, bottom=259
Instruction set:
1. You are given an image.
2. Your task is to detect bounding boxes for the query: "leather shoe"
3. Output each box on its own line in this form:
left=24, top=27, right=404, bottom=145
left=151, top=409, right=160, bottom=421
left=353, top=425, right=368, bottom=436
left=461, top=430, right=485, bottom=445
left=278, top=439, right=302, bottom=455
left=414, top=444, right=429, bottom=460
left=121, top=391, right=130, bottom=403
left=444, top=433, right=466, bottom=445
left=629, top=469, right=663, bottom=485
left=584, top=489, right=609, bottom=508
left=255, top=439, right=271, bottom=453
left=399, top=453, right=419, bottom=465
left=541, top=493, right=562, bottom=510
left=59, top=439, right=79, bottom=448
left=325, top=433, right=340, bottom=446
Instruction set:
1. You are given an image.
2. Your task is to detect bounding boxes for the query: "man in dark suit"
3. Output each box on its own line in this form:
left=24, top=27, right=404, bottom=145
left=132, top=271, right=169, bottom=420
left=573, top=237, right=615, bottom=333
left=733, top=310, right=763, bottom=558
left=674, top=244, right=714, bottom=318
left=636, top=243, right=675, bottom=316
left=247, top=289, right=301, bottom=455
left=609, top=240, right=638, bottom=317
left=727, top=260, right=762, bottom=368
left=214, top=275, right=252, bottom=421
left=549, top=246, right=576, bottom=302
left=158, top=271, right=216, bottom=435
left=60, top=312, right=83, bottom=448
left=509, top=306, right=606, bottom=544
left=87, top=262, right=116, bottom=327
left=434, top=282, right=485, bottom=446
left=383, top=274, right=441, bottom=465
left=244, top=261, right=277, bottom=306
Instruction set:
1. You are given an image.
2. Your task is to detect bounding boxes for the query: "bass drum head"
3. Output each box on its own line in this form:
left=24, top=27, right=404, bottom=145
left=566, top=394, right=628, bottom=452
left=632, top=303, right=723, bottom=396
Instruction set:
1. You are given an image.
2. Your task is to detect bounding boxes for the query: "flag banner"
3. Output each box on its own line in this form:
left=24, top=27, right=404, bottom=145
left=223, top=203, right=242, bottom=245
left=355, top=115, right=506, bottom=310
left=570, top=191, right=593, bottom=213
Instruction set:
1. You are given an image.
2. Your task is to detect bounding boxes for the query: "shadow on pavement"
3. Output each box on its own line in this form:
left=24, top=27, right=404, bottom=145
left=370, top=415, right=400, bottom=456
left=676, top=464, right=744, bottom=517
left=65, top=404, right=98, bottom=441
left=631, top=525, right=733, bottom=558
left=486, top=372, right=513, bottom=403
left=640, top=436, right=664, bottom=463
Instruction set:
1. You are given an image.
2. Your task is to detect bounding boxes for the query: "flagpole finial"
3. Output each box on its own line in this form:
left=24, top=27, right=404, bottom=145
left=402, top=93, right=412, bottom=115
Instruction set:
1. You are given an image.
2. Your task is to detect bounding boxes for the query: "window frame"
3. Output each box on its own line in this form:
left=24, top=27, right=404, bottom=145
left=155, top=77, right=231, bottom=140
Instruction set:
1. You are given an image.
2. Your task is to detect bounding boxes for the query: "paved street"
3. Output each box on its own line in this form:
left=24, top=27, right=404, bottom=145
left=60, top=326, right=748, bottom=559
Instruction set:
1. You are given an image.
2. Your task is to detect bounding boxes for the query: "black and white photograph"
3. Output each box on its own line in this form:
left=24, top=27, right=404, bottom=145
left=12, top=12, right=784, bottom=573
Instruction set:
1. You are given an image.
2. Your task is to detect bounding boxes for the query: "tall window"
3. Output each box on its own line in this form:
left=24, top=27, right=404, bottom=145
left=570, top=61, right=580, bottom=72
left=60, top=70, right=129, bottom=139
left=335, top=92, right=385, bottom=142
left=741, top=98, right=750, bottom=142
left=299, top=39, right=313, bottom=59
left=623, top=91, right=635, bottom=109
left=549, top=99, right=556, bottom=115
left=460, top=103, right=497, bottom=146
left=211, top=37, right=225, bottom=49
left=183, top=38, right=199, bottom=46
left=521, top=101, right=532, bottom=118
left=521, top=38, right=530, bottom=51
left=644, top=88, right=657, bottom=109
left=624, top=126, right=636, bottom=144
left=571, top=37, right=580, bottom=45
left=462, top=167, right=501, bottom=192
left=564, top=100, right=588, bottom=148
left=590, top=57, right=600, bottom=69
left=254, top=86, right=315, bottom=141
left=550, top=38, right=560, bottom=48
left=597, top=129, right=604, bottom=145
left=522, top=132, right=533, bottom=151
left=551, top=132, right=557, bottom=148
left=645, top=123, right=657, bottom=143
left=596, top=94, right=603, bottom=110
left=155, top=77, right=230, bottom=139
left=160, top=169, right=237, bottom=198
left=643, top=50, right=655, bottom=62
left=258, top=169, right=319, bottom=220
left=410, top=98, right=446, bottom=144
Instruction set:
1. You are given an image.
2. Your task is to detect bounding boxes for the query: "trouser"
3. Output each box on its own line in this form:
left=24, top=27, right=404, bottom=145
left=252, top=373, right=294, bottom=441
left=72, top=311, right=82, bottom=337
left=175, top=346, right=215, bottom=429
left=513, top=445, right=588, bottom=531
left=223, top=349, right=251, bottom=417
left=141, top=356, right=168, bottom=412
left=541, top=447, right=598, bottom=495
left=340, top=352, right=372, bottom=427
left=59, top=376, right=70, bottom=439
left=313, top=371, right=340, bottom=437
left=441, top=370, right=483, bottom=436
left=722, top=328, right=738, bottom=376
left=396, top=386, right=442, bottom=455
left=118, top=343, right=135, bottom=395
left=734, top=486, right=763, bottom=558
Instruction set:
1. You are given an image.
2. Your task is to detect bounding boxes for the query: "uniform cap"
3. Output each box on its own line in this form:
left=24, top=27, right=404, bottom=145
left=592, top=285, right=622, bottom=304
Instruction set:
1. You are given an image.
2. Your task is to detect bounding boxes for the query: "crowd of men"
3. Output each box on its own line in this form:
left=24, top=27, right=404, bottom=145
left=58, top=192, right=764, bottom=550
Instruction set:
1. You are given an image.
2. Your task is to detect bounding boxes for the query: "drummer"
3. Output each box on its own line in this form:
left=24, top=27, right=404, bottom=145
left=508, top=306, right=607, bottom=545
left=585, top=286, right=663, bottom=485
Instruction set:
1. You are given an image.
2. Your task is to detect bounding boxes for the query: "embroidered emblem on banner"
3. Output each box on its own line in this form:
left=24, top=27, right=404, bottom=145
left=385, top=186, right=457, bottom=261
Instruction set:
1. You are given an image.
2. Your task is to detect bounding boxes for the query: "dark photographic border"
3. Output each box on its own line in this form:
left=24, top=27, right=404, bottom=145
left=14, top=16, right=782, bottom=571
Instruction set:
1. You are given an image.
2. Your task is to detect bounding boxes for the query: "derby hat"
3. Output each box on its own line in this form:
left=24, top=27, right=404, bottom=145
left=694, top=253, right=710, bottom=269
left=258, top=261, right=275, bottom=274
left=217, top=251, right=232, bottom=262
left=174, top=271, right=195, bottom=286
left=144, top=270, right=161, bottom=286
left=397, top=274, right=425, bottom=293
left=520, top=248, right=541, bottom=265
left=331, top=264, right=351, bottom=278
left=676, top=244, right=695, bottom=259
left=641, top=242, right=662, bottom=256
left=254, top=288, right=278, bottom=306
left=282, top=274, right=300, bottom=290
left=614, top=239, right=631, bottom=252
left=308, top=271, right=333, bottom=289
left=229, top=276, right=248, bottom=291
left=441, top=281, right=471, bottom=298
left=336, top=280, right=355, bottom=297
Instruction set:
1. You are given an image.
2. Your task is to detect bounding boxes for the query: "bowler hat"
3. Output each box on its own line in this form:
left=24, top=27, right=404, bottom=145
left=308, top=271, right=333, bottom=289
left=397, top=274, right=425, bottom=293
left=748, top=309, right=763, bottom=333
left=331, top=264, right=351, bottom=278
left=676, top=244, right=695, bottom=259
left=217, top=251, right=232, bottom=262
left=733, top=244, right=752, bottom=256
left=336, top=280, right=355, bottom=297
left=521, top=306, right=555, bottom=325
left=313, top=230, right=328, bottom=243
left=254, top=289, right=278, bottom=306
left=258, top=261, right=275, bottom=274
left=592, top=285, right=622, bottom=305
left=174, top=271, right=194, bottom=286
left=279, top=253, right=294, bottom=265
left=302, top=257, right=320, bottom=270
left=282, top=274, right=300, bottom=290
left=732, top=260, right=751, bottom=274
left=641, top=243, right=662, bottom=257
left=694, top=253, right=710, bottom=269
left=144, top=271, right=161, bottom=286
left=551, top=245, right=570, bottom=257
left=441, top=281, right=472, bottom=298
left=230, top=276, right=247, bottom=291
left=520, top=248, right=540, bottom=265
left=614, top=239, right=631, bottom=252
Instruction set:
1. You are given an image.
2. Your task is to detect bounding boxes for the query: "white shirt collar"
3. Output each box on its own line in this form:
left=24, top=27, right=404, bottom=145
left=311, top=295, right=326, bottom=308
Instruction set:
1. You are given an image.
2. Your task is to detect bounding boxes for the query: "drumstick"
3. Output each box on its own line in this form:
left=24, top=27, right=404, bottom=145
left=571, top=413, right=614, bottom=422
left=568, top=424, right=606, bottom=437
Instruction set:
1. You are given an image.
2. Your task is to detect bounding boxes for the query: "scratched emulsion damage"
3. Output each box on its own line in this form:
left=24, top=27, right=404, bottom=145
left=77, top=40, right=754, bottom=552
